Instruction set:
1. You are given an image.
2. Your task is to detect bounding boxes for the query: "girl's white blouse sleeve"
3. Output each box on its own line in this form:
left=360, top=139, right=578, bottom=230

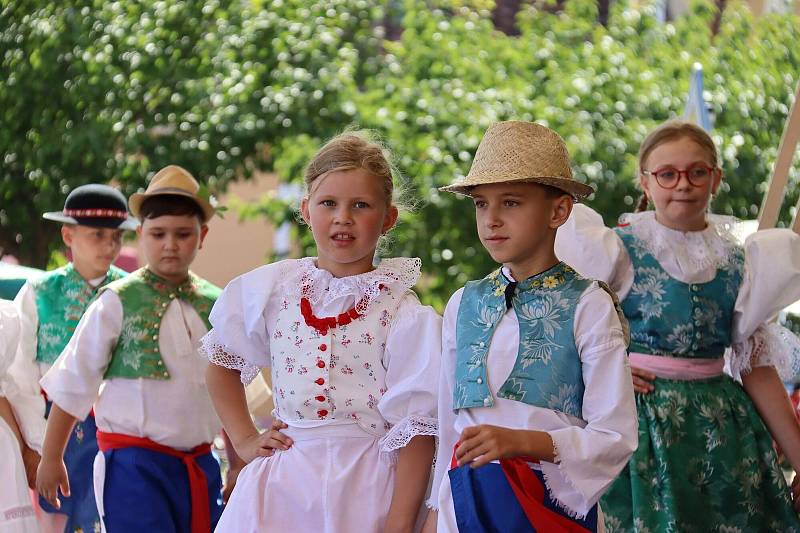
left=377, top=292, right=442, bottom=453
left=201, top=262, right=282, bottom=384
left=0, top=299, right=21, bottom=394
left=728, top=228, right=800, bottom=381
left=555, top=204, right=634, bottom=299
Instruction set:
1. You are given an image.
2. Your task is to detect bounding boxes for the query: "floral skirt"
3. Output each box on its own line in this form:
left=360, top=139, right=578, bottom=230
left=602, top=375, right=800, bottom=533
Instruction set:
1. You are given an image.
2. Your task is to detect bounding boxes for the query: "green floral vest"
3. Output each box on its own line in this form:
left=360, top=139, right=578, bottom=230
left=102, top=268, right=221, bottom=380
left=33, top=263, right=127, bottom=364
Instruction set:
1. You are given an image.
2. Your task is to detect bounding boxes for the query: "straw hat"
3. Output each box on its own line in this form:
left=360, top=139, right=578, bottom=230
left=439, top=121, right=594, bottom=199
left=129, top=165, right=215, bottom=221
left=43, top=184, right=139, bottom=230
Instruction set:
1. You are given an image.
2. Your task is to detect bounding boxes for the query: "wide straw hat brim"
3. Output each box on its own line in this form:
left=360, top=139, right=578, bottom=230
left=439, top=121, right=595, bottom=199
left=128, top=165, right=215, bottom=221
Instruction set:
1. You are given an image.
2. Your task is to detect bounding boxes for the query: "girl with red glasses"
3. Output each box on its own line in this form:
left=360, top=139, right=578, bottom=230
left=556, top=120, right=800, bottom=531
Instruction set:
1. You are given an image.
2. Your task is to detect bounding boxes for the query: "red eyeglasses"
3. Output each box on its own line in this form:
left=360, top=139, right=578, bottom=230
left=641, top=163, right=718, bottom=189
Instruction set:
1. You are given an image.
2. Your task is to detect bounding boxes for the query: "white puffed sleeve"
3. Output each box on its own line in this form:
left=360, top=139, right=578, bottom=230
left=538, top=284, right=638, bottom=517
left=728, top=229, right=800, bottom=381
left=39, top=291, right=122, bottom=421
left=427, top=288, right=463, bottom=510
left=378, top=291, right=441, bottom=453
left=0, top=299, right=21, bottom=394
left=4, top=283, right=46, bottom=452
left=555, top=204, right=634, bottom=299
left=200, top=262, right=284, bottom=385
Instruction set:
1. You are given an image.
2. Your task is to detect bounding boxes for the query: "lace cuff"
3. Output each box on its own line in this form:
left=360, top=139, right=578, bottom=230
left=729, top=323, right=800, bottom=381
left=379, top=415, right=438, bottom=453
left=200, top=330, right=262, bottom=384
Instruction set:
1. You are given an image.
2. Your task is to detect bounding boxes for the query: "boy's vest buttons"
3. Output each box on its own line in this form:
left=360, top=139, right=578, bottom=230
left=476, top=377, right=483, bottom=385
left=478, top=341, right=485, bottom=348
left=483, top=397, right=491, bottom=406
left=152, top=334, right=158, bottom=341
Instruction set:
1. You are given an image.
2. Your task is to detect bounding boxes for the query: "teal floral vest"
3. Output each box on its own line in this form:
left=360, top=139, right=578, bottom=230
left=33, top=263, right=127, bottom=364
left=615, top=227, right=744, bottom=358
left=101, top=268, right=221, bottom=380
left=453, top=263, right=592, bottom=419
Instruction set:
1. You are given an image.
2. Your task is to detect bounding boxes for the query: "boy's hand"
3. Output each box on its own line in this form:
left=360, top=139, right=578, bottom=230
left=36, top=457, right=70, bottom=509
left=455, top=424, right=524, bottom=468
left=234, top=418, right=293, bottom=464
left=631, top=365, right=656, bottom=394
left=21, top=445, right=41, bottom=490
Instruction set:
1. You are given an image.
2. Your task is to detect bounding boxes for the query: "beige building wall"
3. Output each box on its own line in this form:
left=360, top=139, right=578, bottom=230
left=136, top=171, right=280, bottom=288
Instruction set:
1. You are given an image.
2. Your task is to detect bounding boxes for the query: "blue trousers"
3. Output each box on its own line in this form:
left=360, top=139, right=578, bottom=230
left=101, top=446, right=223, bottom=532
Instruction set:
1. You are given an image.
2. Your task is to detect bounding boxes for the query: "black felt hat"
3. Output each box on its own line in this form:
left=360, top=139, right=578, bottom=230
left=42, top=184, right=139, bottom=230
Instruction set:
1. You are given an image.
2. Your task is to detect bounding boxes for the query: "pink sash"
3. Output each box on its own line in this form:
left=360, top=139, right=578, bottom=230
left=629, top=352, right=725, bottom=381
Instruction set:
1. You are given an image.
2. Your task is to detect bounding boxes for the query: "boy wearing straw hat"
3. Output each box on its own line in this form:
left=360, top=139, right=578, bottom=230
left=424, top=121, right=638, bottom=532
left=36, top=166, right=227, bottom=533
left=8, top=183, right=137, bottom=533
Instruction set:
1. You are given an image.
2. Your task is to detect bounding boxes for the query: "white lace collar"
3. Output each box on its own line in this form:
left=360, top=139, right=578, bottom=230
left=288, top=257, right=421, bottom=314
left=619, top=210, right=742, bottom=272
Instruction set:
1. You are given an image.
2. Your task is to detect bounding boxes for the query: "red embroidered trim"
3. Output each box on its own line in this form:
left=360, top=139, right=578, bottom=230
left=63, top=208, right=129, bottom=219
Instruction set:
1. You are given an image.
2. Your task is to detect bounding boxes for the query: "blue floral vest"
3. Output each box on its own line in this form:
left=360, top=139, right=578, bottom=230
left=453, top=262, right=592, bottom=419
left=615, top=227, right=744, bottom=358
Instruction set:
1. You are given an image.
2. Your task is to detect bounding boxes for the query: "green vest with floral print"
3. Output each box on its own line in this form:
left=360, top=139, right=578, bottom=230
left=102, top=268, right=220, bottom=380
left=453, top=263, right=593, bottom=419
left=33, top=263, right=127, bottom=364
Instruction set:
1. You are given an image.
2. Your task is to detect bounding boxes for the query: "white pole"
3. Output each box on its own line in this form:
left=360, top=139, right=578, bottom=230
left=759, top=79, right=800, bottom=230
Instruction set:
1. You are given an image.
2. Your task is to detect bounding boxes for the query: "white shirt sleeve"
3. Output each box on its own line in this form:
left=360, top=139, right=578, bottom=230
left=0, top=300, right=21, bottom=393
left=39, top=291, right=122, bottom=421
left=201, top=264, right=278, bottom=384
left=726, top=229, right=800, bottom=380
left=539, top=283, right=638, bottom=517
left=377, top=292, right=442, bottom=452
left=4, top=282, right=46, bottom=452
left=555, top=203, right=634, bottom=299
left=427, top=288, right=463, bottom=510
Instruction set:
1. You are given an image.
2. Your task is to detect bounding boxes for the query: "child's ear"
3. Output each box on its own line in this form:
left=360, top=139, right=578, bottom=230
left=551, top=195, right=573, bottom=229
left=300, top=197, right=311, bottom=226
left=711, top=168, right=723, bottom=195
left=61, top=225, right=74, bottom=247
left=198, top=224, right=209, bottom=249
left=382, top=205, right=399, bottom=234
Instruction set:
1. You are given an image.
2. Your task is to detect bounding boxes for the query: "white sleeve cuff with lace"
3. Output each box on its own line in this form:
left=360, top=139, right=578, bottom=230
left=729, top=322, right=800, bottom=382
left=379, top=415, right=438, bottom=453
left=200, top=329, right=262, bottom=385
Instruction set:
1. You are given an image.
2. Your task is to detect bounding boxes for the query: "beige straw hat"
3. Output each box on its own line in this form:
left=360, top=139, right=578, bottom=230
left=129, top=165, right=216, bottom=221
left=439, top=121, right=594, bottom=199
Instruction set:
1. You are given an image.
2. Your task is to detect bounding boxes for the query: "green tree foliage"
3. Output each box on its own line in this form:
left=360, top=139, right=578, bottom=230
left=2, top=0, right=800, bottom=309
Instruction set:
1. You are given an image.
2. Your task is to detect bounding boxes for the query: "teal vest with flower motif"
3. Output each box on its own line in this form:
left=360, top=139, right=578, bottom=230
left=33, top=263, right=127, bottom=364
left=453, top=263, right=592, bottom=419
left=102, top=268, right=221, bottom=380
left=615, top=228, right=743, bottom=358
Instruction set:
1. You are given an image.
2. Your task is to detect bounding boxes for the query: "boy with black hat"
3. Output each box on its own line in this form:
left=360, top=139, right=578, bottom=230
left=424, top=121, right=638, bottom=532
left=7, top=183, right=137, bottom=532
left=37, top=165, right=226, bottom=533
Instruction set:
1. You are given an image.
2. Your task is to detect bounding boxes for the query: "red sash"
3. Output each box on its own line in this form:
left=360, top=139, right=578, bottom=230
left=97, top=431, right=211, bottom=533
left=451, top=446, right=589, bottom=532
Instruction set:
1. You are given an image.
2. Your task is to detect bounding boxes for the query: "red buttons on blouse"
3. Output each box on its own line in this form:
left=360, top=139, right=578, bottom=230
left=317, top=409, right=328, bottom=418
left=315, top=395, right=326, bottom=402
left=318, top=343, right=327, bottom=351
left=316, top=360, right=326, bottom=369
left=315, top=378, right=325, bottom=386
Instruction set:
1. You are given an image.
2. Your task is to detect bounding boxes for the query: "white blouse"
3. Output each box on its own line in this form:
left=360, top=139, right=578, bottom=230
left=430, top=275, right=638, bottom=520
left=0, top=299, right=21, bottom=395
left=39, top=290, right=221, bottom=451
left=555, top=205, right=800, bottom=380
left=201, top=257, right=442, bottom=451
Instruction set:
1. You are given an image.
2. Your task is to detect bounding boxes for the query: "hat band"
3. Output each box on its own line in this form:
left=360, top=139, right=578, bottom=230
left=63, top=208, right=129, bottom=219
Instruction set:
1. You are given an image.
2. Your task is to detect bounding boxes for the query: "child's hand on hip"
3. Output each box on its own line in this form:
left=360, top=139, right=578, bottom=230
left=36, top=457, right=70, bottom=509
left=631, top=365, right=656, bottom=393
left=235, top=418, right=293, bottom=463
left=455, top=424, right=523, bottom=468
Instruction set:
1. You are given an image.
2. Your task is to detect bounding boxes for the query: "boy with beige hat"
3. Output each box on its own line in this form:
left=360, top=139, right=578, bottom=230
left=424, top=121, right=637, bottom=532
left=37, top=165, right=228, bottom=533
